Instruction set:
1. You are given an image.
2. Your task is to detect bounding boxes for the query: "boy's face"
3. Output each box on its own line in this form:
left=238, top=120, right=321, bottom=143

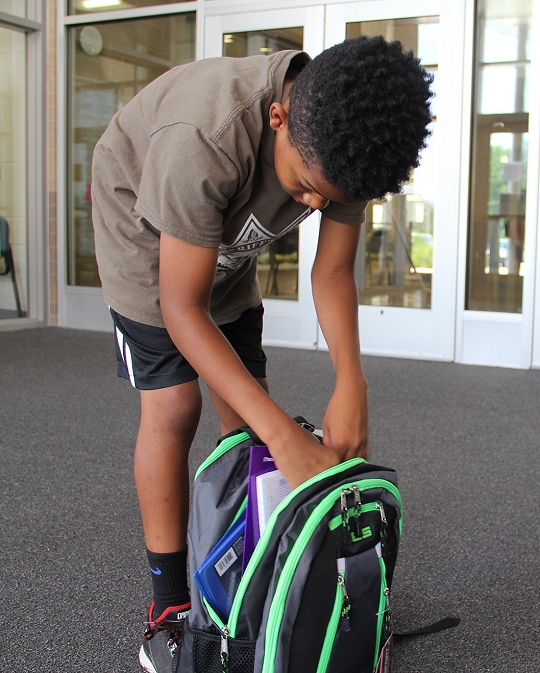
left=269, top=101, right=354, bottom=210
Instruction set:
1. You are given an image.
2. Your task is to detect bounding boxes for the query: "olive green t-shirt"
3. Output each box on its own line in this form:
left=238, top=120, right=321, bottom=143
left=92, top=50, right=366, bottom=327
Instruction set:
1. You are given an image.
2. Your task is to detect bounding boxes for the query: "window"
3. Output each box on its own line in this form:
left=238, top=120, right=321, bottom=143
left=347, top=18, right=439, bottom=310
left=223, top=27, right=304, bottom=301
left=67, top=12, right=195, bottom=286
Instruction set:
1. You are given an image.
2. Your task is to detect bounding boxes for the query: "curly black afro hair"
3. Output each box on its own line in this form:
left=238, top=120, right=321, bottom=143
left=288, top=35, right=434, bottom=202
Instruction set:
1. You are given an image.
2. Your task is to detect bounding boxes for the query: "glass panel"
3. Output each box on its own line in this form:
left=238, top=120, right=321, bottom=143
left=467, top=0, right=532, bottom=312
left=223, top=27, right=304, bottom=301
left=68, top=13, right=195, bottom=287
left=69, top=0, right=184, bottom=14
left=0, top=1, right=26, bottom=17
left=347, top=17, right=439, bottom=309
left=0, top=27, right=27, bottom=319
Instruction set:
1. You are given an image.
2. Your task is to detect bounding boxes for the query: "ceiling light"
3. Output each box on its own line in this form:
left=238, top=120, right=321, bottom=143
left=81, top=0, right=122, bottom=9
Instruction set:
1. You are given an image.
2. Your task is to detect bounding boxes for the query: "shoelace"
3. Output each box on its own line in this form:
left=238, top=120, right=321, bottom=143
left=143, top=618, right=185, bottom=645
left=166, top=626, right=184, bottom=655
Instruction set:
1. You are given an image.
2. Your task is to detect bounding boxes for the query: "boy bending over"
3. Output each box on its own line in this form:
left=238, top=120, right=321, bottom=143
left=92, top=35, right=432, bottom=673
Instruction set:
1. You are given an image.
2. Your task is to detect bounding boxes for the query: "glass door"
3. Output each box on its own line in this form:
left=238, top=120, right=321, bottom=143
left=322, top=0, right=463, bottom=360
left=0, top=24, right=27, bottom=319
left=63, top=10, right=196, bottom=332
left=205, top=8, right=325, bottom=349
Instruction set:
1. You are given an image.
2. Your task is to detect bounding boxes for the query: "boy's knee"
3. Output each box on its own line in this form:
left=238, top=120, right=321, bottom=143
left=140, top=381, right=202, bottom=437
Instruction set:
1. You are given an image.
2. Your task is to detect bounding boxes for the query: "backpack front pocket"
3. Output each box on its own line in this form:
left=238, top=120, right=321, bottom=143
left=323, top=547, right=391, bottom=673
left=181, top=623, right=256, bottom=673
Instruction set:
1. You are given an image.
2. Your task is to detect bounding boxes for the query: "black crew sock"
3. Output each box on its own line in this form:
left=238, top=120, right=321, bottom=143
left=146, top=547, right=191, bottom=620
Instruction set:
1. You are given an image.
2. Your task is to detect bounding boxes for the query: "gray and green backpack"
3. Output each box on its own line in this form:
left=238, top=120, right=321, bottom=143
left=179, top=419, right=402, bottom=673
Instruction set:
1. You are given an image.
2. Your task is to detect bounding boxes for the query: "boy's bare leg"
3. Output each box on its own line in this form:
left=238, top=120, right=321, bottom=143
left=207, top=377, right=269, bottom=435
left=134, top=380, right=202, bottom=552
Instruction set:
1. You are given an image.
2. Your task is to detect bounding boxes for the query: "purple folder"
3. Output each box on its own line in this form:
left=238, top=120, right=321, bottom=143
left=242, top=445, right=277, bottom=571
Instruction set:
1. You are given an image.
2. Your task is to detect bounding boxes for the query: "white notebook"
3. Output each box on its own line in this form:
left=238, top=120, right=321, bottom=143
left=256, top=469, right=292, bottom=534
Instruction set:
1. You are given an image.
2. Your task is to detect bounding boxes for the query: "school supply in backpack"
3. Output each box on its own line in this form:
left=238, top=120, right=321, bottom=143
left=243, top=445, right=292, bottom=571
left=193, top=510, right=247, bottom=624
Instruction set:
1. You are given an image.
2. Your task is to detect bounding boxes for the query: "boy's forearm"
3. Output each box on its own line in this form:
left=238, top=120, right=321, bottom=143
left=162, top=302, right=282, bottom=434
left=312, top=264, right=366, bottom=388
left=312, top=264, right=369, bottom=459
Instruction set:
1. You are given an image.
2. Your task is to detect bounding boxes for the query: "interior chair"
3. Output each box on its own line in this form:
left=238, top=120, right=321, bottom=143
left=0, top=217, right=23, bottom=317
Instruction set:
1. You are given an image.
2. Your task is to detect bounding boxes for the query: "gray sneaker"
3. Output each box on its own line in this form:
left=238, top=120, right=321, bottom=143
left=139, top=602, right=190, bottom=673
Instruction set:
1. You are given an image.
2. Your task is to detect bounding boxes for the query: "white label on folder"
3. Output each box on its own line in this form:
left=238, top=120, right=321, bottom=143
left=214, top=547, right=238, bottom=577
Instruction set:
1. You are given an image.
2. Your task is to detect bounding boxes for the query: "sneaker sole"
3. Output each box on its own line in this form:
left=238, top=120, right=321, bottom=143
left=138, top=644, right=158, bottom=673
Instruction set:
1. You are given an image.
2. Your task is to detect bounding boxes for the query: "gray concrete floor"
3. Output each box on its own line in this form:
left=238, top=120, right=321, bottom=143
left=0, top=327, right=538, bottom=672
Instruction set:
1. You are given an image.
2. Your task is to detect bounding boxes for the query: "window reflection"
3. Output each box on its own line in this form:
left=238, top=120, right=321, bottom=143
left=223, top=27, right=304, bottom=301
left=68, top=13, right=195, bottom=286
left=347, top=17, right=439, bottom=309
left=467, top=0, right=531, bottom=312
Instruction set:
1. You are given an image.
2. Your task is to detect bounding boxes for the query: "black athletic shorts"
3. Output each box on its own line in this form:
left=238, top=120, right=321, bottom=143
left=110, top=304, right=267, bottom=390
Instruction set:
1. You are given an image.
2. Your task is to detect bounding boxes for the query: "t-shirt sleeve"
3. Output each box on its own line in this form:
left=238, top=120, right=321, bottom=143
left=323, top=200, right=368, bottom=225
left=135, top=124, right=240, bottom=247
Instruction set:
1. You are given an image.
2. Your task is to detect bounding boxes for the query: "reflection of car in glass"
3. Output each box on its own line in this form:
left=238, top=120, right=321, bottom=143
left=411, top=232, right=433, bottom=270
left=411, top=232, right=433, bottom=245
left=498, top=238, right=508, bottom=265
left=485, top=237, right=509, bottom=267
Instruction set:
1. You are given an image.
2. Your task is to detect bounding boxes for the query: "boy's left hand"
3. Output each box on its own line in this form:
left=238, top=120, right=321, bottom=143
left=322, top=378, right=369, bottom=461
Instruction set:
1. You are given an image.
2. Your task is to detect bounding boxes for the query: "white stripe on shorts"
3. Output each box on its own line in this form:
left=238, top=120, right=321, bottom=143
left=116, top=327, right=125, bottom=362
left=124, top=341, right=136, bottom=388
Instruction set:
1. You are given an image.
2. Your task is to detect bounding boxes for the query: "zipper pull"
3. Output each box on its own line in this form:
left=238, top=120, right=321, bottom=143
left=376, top=502, right=388, bottom=547
left=337, top=574, right=351, bottom=631
left=220, top=627, right=229, bottom=673
left=383, top=587, right=392, bottom=628
left=340, top=489, right=352, bottom=545
left=351, top=485, right=363, bottom=537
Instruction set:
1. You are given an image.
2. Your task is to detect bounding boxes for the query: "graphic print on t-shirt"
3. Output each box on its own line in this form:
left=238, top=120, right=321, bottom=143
left=215, top=208, right=312, bottom=286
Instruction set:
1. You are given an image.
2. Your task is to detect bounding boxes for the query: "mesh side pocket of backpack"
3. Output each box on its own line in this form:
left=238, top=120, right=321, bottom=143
left=191, top=629, right=255, bottom=673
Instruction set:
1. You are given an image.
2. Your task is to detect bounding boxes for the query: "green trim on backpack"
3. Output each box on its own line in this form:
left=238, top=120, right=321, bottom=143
left=195, top=431, right=251, bottom=479
left=316, top=583, right=343, bottom=673
left=374, top=550, right=388, bottom=670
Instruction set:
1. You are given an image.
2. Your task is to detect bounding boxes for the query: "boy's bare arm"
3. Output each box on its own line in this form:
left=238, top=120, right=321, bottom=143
left=311, top=215, right=369, bottom=460
left=159, top=232, right=339, bottom=488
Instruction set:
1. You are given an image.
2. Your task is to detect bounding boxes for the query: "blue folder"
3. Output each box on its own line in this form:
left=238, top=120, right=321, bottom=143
left=193, top=510, right=246, bottom=623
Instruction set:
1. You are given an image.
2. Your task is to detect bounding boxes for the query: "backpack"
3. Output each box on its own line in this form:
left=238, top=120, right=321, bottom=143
left=179, top=419, right=402, bottom=673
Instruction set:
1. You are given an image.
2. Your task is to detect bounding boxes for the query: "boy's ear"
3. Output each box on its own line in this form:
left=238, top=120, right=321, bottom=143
left=269, top=102, right=289, bottom=131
